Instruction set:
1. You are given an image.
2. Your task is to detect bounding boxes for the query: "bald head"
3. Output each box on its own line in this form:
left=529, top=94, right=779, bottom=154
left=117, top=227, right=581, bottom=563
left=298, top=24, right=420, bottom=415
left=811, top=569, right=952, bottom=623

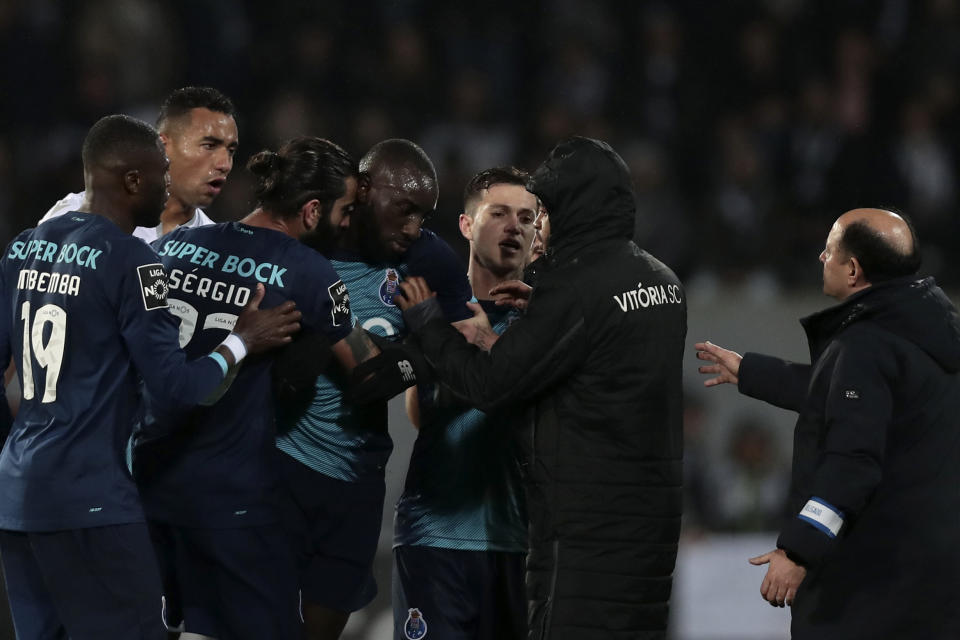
left=360, top=139, right=436, bottom=188
left=820, top=208, right=921, bottom=299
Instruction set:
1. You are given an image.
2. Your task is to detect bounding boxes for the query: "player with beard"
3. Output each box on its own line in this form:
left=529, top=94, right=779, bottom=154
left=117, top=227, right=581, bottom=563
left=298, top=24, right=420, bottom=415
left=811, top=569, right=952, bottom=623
left=134, top=137, right=408, bottom=639
left=393, top=167, right=537, bottom=640
left=40, top=87, right=238, bottom=242
left=0, top=115, right=299, bottom=640
left=274, top=139, right=473, bottom=640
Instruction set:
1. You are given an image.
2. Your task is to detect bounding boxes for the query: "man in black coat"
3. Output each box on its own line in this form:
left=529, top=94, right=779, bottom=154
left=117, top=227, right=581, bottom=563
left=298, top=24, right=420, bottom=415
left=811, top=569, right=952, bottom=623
left=395, top=137, right=687, bottom=640
left=697, top=208, right=960, bottom=639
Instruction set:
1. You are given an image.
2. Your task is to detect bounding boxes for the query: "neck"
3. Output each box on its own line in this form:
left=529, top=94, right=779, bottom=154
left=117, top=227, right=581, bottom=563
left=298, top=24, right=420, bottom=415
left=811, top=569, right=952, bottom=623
left=468, top=254, right=522, bottom=300
left=80, top=192, right=136, bottom=235
left=159, top=197, right=196, bottom=235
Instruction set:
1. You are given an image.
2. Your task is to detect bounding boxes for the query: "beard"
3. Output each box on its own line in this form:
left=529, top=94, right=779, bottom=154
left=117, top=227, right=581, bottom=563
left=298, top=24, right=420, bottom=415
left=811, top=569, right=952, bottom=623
left=299, top=216, right=341, bottom=255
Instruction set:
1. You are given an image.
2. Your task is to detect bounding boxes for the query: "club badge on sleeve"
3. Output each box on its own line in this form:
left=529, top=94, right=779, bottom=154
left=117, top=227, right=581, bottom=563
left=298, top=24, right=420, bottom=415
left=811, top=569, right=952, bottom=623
left=327, top=279, right=351, bottom=327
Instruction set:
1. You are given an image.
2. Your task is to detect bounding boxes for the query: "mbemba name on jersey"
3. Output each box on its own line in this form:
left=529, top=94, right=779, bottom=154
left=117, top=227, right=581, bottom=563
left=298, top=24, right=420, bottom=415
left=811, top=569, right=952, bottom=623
left=0, top=212, right=227, bottom=532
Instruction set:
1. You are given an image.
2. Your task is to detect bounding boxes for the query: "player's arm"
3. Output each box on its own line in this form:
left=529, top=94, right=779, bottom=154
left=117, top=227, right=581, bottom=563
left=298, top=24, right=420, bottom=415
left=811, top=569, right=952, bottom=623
left=121, top=254, right=300, bottom=410
left=393, top=276, right=588, bottom=413
left=0, top=267, right=11, bottom=440
left=776, top=333, right=893, bottom=568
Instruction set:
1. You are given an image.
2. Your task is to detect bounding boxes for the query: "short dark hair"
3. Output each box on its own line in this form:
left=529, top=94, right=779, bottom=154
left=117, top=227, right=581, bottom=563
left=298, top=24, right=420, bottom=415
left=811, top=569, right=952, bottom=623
left=840, top=216, right=922, bottom=283
left=462, top=166, right=531, bottom=214
left=82, top=114, right=159, bottom=170
left=359, top=139, right=436, bottom=183
left=246, top=137, right=357, bottom=218
left=156, top=86, right=236, bottom=130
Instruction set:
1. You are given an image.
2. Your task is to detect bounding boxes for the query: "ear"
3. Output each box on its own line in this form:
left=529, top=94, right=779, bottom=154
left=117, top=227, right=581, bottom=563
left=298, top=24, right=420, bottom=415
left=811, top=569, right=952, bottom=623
left=848, top=255, right=867, bottom=287
left=356, top=173, right=371, bottom=204
left=158, top=132, right=171, bottom=152
left=459, top=212, right=473, bottom=241
left=301, top=198, right=321, bottom=232
left=123, top=170, right=142, bottom=195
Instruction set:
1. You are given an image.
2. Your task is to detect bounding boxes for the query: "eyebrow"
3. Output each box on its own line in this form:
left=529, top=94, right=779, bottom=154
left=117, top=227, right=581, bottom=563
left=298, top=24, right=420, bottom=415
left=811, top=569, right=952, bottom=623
left=201, top=136, right=239, bottom=149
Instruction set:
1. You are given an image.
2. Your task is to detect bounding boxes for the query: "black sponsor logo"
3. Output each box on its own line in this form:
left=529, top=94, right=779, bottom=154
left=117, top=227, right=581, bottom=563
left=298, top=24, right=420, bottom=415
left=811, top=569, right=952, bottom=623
left=137, top=263, right=169, bottom=311
left=328, top=279, right=350, bottom=327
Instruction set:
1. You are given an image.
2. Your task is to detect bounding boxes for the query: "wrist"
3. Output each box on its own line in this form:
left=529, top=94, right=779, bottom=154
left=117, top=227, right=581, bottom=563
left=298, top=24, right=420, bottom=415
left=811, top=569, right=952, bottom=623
left=220, top=332, right=248, bottom=365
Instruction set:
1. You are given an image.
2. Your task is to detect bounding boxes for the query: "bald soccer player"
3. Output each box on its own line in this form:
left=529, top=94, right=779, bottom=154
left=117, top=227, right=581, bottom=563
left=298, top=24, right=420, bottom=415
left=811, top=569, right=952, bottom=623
left=696, top=208, right=960, bottom=638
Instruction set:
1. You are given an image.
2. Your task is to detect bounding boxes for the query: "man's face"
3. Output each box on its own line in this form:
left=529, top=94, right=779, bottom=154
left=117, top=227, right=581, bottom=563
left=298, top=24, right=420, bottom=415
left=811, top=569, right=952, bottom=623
left=819, top=221, right=851, bottom=300
left=303, top=176, right=357, bottom=253
left=162, top=107, right=239, bottom=211
left=528, top=205, right=550, bottom=264
left=132, top=141, right=171, bottom=228
left=362, top=166, right=437, bottom=259
left=464, top=183, right=537, bottom=276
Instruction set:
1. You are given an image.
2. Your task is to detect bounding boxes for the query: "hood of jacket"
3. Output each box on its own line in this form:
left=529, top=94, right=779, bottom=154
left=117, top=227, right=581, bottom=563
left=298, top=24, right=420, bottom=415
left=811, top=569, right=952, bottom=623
left=801, top=276, right=960, bottom=373
left=526, top=136, right=635, bottom=265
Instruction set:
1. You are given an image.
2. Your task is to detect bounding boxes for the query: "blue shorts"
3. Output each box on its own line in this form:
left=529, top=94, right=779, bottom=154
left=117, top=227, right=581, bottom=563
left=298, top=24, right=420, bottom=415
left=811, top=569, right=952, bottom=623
left=392, top=545, right=526, bottom=640
left=0, top=524, right=165, bottom=640
left=149, top=521, right=300, bottom=639
left=275, top=450, right=384, bottom=612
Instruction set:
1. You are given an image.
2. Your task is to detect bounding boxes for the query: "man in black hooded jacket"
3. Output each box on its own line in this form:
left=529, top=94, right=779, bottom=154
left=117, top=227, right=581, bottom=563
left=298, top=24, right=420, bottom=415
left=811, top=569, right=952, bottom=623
left=696, top=208, right=960, bottom=639
left=395, top=137, right=687, bottom=640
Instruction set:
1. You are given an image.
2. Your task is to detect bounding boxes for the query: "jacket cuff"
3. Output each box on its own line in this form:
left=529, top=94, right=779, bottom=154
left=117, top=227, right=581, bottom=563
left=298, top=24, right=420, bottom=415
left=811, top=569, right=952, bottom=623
left=777, top=496, right=846, bottom=567
left=402, top=297, right=444, bottom=333
left=737, top=352, right=770, bottom=399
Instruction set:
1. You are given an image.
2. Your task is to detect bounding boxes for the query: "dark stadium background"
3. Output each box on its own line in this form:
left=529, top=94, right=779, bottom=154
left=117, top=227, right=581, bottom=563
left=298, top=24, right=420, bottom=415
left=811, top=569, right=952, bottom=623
left=1, top=1, right=957, bottom=638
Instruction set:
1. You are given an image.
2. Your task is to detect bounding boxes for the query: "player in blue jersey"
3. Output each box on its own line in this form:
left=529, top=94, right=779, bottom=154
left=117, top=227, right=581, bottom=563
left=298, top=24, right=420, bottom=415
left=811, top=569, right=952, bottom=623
left=0, top=114, right=299, bottom=640
left=41, top=87, right=238, bottom=243
left=274, top=139, right=473, bottom=639
left=393, top=167, right=537, bottom=640
left=135, top=136, right=396, bottom=640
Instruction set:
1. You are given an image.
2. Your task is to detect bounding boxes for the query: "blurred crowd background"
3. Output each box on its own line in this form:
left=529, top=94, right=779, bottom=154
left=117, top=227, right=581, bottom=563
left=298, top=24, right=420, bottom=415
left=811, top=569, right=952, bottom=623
left=1, top=0, right=957, bottom=636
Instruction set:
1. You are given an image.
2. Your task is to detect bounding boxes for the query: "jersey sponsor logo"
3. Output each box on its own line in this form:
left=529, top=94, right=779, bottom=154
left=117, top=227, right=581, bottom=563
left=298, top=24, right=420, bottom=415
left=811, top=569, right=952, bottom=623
left=844, top=389, right=860, bottom=400
left=379, top=268, right=401, bottom=306
left=8, top=240, right=102, bottom=270
left=328, top=279, right=350, bottom=327
left=403, top=608, right=428, bottom=639
left=137, top=263, right=169, bottom=310
left=613, top=281, right=682, bottom=312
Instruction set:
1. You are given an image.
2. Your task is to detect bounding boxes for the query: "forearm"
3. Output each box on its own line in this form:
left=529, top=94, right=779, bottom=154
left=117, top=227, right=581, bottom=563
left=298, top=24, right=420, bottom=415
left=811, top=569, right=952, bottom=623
left=738, top=353, right=810, bottom=411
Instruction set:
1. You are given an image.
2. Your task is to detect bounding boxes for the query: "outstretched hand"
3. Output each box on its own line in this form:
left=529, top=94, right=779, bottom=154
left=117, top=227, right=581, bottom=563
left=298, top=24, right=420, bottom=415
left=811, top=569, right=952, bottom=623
left=233, top=283, right=302, bottom=355
left=489, top=280, right=533, bottom=310
left=395, top=276, right=437, bottom=311
left=749, top=549, right=806, bottom=607
left=694, top=341, right=742, bottom=386
left=453, top=301, right=499, bottom=351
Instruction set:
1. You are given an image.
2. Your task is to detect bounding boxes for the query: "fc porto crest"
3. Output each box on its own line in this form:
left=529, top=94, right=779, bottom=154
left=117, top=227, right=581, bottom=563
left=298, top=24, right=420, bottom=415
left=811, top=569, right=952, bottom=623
left=403, top=608, right=428, bottom=639
left=379, top=268, right=401, bottom=306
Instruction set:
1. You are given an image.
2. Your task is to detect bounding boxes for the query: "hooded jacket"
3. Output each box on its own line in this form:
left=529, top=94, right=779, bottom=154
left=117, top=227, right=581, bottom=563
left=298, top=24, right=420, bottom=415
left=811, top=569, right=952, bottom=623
left=406, top=137, right=687, bottom=639
left=738, top=277, right=960, bottom=639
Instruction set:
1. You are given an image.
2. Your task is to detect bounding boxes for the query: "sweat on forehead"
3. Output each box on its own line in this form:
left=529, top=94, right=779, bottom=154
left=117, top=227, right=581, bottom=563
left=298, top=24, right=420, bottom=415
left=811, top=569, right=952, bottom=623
left=359, top=139, right=436, bottom=181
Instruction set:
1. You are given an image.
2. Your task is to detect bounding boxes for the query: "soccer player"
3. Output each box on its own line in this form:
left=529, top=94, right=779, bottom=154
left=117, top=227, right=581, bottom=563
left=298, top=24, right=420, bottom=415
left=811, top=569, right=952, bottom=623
left=40, top=86, right=238, bottom=242
left=393, top=167, right=537, bottom=640
left=136, top=136, right=384, bottom=640
left=0, top=114, right=299, bottom=640
left=273, top=139, right=473, bottom=640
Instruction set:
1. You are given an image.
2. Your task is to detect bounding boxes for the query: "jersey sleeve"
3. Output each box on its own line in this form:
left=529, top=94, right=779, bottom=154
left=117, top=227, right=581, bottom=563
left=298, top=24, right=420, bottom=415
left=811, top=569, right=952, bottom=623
left=0, top=258, right=11, bottom=441
left=116, top=242, right=225, bottom=410
left=777, top=332, right=894, bottom=567
left=300, top=248, right=354, bottom=343
left=405, top=231, right=473, bottom=322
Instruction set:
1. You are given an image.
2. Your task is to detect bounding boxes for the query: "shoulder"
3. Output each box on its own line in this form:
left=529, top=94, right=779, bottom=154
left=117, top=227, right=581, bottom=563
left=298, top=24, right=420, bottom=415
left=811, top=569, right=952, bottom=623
left=405, top=229, right=465, bottom=273
left=193, top=208, right=216, bottom=227
left=39, top=191, right=85, bottom=224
